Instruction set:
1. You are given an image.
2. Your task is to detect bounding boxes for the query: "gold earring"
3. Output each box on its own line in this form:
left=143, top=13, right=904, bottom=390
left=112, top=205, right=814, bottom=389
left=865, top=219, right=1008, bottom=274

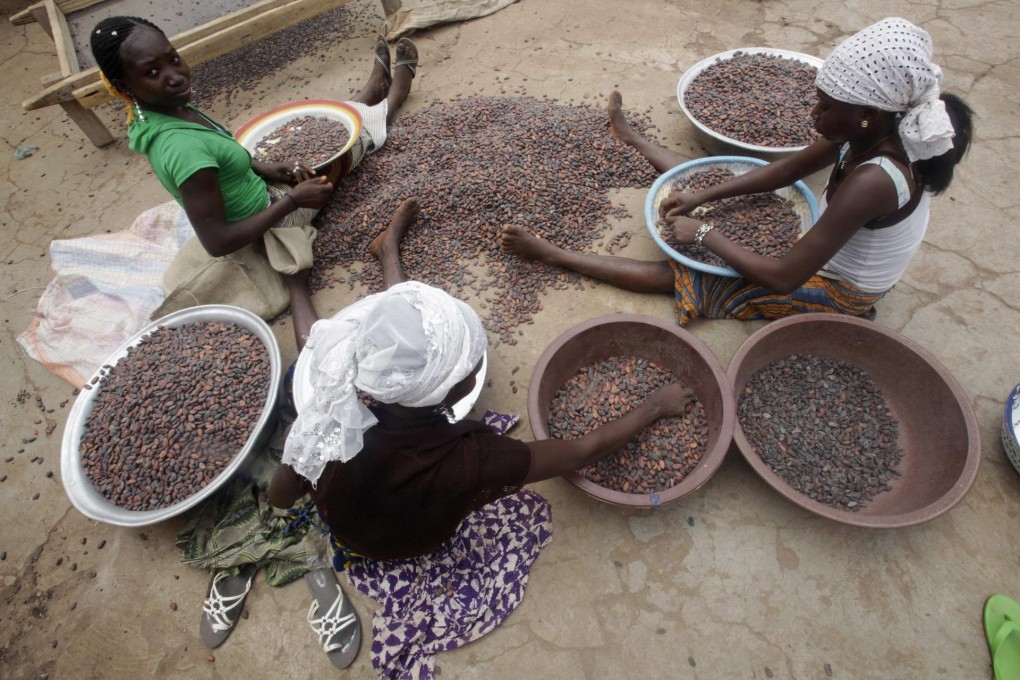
left=861, top=120, right=869, bottom=128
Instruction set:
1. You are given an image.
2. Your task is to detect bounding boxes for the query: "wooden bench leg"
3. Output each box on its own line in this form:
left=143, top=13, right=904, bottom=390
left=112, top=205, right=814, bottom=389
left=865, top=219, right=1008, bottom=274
left=59, top=99, right=116, bottom=147
left=29, top=5, right=53, bottom=39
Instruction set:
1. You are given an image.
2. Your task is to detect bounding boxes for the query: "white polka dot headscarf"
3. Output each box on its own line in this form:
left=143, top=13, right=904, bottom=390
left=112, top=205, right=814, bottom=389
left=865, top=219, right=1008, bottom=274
left=815, top=17, right=955, bottom=162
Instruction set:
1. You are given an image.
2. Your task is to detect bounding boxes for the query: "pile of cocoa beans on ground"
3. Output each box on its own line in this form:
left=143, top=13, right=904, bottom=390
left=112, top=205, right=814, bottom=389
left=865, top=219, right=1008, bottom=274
left=738, top=354, right=903, bottom=511
left=659, top=167, right=802, bottom=269
left=79, top=322, right=271, bottom=512
left=190, top=2, right=381, bottom=110
left=252, top=115, right=352, bottom=166
left=548, top=356, right=708, bottom=494
left=683, top=52, right=820, bottom=148
left=310, top=96, right=660, bottom=346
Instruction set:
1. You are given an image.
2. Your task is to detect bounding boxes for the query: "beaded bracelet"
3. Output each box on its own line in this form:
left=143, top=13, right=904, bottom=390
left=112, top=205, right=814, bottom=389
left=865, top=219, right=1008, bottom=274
left=694, top=223, right=715, bottom=248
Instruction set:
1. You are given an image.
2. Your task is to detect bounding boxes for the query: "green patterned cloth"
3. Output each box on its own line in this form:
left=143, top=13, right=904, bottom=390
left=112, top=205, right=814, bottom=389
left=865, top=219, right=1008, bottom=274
left=176, top=414, right=331, bottom=587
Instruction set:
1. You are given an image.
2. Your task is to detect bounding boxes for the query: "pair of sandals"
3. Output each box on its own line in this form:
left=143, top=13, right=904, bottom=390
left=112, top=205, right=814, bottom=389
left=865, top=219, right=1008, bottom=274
left=200, top=564, right=361, bottom=669
left=374, top=35, right=419, bottom=86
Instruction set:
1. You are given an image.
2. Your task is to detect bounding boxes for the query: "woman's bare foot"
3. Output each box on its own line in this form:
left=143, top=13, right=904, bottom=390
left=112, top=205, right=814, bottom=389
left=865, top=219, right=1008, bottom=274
left=502, top=224, right=674, bottom=294
left=371, top=198, right=419, bottom=288
left=369, top=197, right=420, bottom=262
left=607, top=90, right=688, bottom=172
left=608, top=90, right=641, bottom=146
left=499, top=225, right=563, bottom=264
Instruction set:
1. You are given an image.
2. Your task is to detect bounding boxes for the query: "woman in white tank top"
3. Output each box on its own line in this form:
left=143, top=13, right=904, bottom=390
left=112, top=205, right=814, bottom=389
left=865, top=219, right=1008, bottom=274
left=498, top=18, right=975, bottom=326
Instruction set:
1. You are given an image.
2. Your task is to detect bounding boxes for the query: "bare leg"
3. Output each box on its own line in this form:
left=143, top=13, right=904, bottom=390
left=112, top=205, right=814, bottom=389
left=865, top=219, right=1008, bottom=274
left=608, top=91, right=689, bottom=173
left=385, top=38, right=418, bottom=125
left=349, top=35, right=391, bottom=107
left=369, top=198, right=420, bottom=289
left=285, top=270, right=319, bottom=352
left=500, top=225, right=675, bottom=294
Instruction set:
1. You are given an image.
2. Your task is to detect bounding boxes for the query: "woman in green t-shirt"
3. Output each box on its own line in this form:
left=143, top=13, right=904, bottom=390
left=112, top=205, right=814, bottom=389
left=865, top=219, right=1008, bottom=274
left=90, top=16, right=419, bottom=319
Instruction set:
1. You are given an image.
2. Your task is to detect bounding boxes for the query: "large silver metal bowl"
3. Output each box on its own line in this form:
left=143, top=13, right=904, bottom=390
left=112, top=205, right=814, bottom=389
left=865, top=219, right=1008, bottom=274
left=60, top=305, right=282, bottom=527
left=677, top=47, right=824, bottom=158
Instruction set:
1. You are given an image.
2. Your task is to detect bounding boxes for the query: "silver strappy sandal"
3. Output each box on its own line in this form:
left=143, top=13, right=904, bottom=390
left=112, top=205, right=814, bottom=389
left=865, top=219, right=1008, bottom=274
left=304, top=567, right=362, bottom=669
left=199, top=563, right=258, bottom=649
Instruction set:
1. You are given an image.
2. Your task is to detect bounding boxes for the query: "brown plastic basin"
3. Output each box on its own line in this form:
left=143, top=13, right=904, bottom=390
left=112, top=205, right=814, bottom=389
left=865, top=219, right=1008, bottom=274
left=728, top=314, right=981, bottom=528
left=528, top=314, right=735, bottom=507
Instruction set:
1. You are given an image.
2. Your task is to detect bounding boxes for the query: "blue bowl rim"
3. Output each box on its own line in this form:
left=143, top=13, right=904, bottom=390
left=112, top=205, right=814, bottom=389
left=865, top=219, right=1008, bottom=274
left=643, top=155, right=821, bottom=278
left=1004, top=384, right=1020, bottom=428
left=1003, top=383, right=1020, bottom=448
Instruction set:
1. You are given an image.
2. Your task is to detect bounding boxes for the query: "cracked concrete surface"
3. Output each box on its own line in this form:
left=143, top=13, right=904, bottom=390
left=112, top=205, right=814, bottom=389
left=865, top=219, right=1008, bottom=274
left=2, top=0, right=1019, bottom=678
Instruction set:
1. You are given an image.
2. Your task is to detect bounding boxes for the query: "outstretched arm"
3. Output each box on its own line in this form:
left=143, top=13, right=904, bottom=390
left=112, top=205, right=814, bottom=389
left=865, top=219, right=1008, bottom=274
left=659, top=139, right=839, bottom=215
left=523, top=383, right=695, bottom=484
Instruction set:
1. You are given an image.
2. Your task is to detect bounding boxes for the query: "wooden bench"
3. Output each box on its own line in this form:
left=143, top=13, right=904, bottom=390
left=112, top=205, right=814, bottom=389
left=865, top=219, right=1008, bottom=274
left=13, top=0, right=353, bottom=147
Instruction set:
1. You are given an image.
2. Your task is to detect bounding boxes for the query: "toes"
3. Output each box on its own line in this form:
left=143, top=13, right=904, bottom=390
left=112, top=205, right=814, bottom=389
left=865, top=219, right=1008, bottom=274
left=396, top=38, right=419, bottom=62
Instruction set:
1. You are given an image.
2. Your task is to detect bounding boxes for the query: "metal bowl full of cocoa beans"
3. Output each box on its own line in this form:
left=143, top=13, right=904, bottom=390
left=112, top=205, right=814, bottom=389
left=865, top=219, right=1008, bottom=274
left=528, top=314, right=736, bottom=507
left=677, top=48, right=824, bottom=157
left=60, top=305, right=282, bottom=527
left=646, top=156, right=819, bottom=277
left=235, top=99, right=364, bottom=184
left=728, top=314, right=981, bottom=528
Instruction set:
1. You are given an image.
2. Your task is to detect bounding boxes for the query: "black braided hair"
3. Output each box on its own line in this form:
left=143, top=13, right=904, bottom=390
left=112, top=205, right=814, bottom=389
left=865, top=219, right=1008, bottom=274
left=89, top=16, right=164, bottom=86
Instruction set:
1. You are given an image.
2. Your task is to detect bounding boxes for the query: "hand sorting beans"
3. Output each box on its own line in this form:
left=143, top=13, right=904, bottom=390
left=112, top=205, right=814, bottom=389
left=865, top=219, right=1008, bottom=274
left=738, top=354, right=903, bottom=511
left=79, top=322, right=271, bottom=511
left=683, top=52, right=821, bottom=148
left=252, top=115, right=352, bottom=167
left=548, top=356, right=708, bottom=494
left=310, top=96, right=659, bottom=347
left=659, top=168, right=802, bottom=268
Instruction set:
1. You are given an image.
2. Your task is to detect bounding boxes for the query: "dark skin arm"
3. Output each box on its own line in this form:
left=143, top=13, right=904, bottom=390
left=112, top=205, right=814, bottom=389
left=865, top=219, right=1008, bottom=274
left=660, top=140, right=907, bottom=294
left=659, top=138, right=839, bottom=215
left=267, top=384, right=696, bottom=504
left=178, top=166, right=333, bottom=257
left=523, top=383, right=695, bottom=484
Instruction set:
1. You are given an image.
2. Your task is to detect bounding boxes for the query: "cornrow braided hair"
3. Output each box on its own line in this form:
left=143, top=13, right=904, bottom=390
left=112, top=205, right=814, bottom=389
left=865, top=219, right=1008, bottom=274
left=90, top=16, right=164, bottom=124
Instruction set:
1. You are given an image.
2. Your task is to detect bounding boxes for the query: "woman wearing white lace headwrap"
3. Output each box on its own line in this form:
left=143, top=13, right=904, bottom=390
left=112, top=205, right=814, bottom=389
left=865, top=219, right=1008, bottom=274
left=270, top=198, right=695, bottom=561
left=500, top=17, right=974, bottom=325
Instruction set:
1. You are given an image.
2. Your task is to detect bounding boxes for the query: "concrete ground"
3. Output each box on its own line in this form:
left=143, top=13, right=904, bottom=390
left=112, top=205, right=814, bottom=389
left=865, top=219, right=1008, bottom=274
left=2, top=0, right=1019, bottom=678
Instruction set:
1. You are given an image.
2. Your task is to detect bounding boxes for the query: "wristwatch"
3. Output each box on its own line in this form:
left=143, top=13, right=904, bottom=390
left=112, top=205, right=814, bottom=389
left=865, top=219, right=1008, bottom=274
left=694, top=223, right=715, bottom=248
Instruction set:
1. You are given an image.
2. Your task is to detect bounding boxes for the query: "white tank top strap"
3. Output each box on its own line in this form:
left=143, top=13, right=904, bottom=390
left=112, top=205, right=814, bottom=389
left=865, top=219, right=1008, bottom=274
left=861, top=156, right=911, bottom=209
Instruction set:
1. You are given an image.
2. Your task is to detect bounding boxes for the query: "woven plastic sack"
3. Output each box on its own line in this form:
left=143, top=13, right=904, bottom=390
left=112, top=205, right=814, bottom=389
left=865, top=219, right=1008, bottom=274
left=381, top=0, right=520, bottom=40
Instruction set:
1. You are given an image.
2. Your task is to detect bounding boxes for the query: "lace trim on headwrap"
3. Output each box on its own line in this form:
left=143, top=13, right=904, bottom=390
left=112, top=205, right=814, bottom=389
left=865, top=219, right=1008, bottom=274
left=282, top=281, right=487, bottom=485
left=815, top=17, right=954, bottom=162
